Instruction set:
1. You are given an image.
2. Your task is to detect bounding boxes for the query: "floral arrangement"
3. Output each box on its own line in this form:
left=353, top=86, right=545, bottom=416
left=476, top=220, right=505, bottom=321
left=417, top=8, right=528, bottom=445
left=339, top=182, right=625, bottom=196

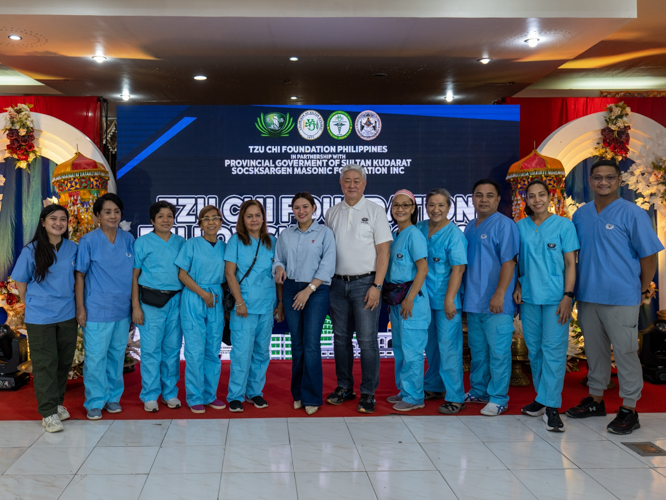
left=593, top=102, right=631, bottom=162
left=564, top=196, right=585, bottom=219
left=3, top=104, right=39, bottom=170
left=0, top=278, right=25, bottom=331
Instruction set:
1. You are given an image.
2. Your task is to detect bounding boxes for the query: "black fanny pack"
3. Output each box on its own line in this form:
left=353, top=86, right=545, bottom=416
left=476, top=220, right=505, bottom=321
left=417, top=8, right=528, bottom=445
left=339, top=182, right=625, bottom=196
left=140, top=286, right=179, bottom=308
left=381, top=281, right=414, bottom=306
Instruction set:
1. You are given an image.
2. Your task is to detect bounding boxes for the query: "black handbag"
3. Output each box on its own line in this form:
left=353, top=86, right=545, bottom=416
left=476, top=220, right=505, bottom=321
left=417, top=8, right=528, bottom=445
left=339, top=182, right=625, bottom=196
left=223, top=241, right=261, bottom=312
left=140, top=286, right=179, bottom=308
left=381, top=281, right=414, bottom=306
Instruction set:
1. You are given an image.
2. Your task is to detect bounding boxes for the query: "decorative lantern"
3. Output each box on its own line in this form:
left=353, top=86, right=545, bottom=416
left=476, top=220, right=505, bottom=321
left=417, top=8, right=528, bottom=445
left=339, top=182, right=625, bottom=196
left=51, top=152, right=109, bottom=242
left=506, top=150, right=566, bottom=221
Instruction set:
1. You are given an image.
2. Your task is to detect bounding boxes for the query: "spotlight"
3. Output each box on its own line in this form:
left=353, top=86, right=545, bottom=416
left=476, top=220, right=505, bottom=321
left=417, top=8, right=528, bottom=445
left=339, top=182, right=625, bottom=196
left=120, top=93, right=131, bottom=101
left=445, top=91, right=454, bottom=102
left=290, top=96, right=298, bottom=100
left=289, top=57, right=299, bottom=62
left=8, top=35, right=22, bottom=41
left=193, top=75, right=207, bottom=80
left=477, top=58, right=492, bottom=64
left=92, top=55, right=107, bottom=63
left=525, top=38, right=540, bottom=48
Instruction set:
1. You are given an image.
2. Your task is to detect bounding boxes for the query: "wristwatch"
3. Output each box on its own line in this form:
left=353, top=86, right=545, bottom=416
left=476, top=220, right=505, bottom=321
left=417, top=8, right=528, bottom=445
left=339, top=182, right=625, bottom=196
left=563, top=291, right=574, bottom=298
left=373, top=283, right=383, bottom=291
left=308, top=283, right=316, bottom=292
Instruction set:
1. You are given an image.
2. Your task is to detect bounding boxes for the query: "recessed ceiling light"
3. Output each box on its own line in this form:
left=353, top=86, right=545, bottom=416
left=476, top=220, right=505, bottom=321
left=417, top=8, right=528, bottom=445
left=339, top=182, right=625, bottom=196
left=290, top=96, right=298, bottom=100
left=477, top=58, right=492, bottom=64
left=193, top=75, right=207, bottom=80
left=289, top=57, right=299, bottom=62
left=92, top=55, right=107, bottom=63
left=445, top=91, right=454, bottom=102
left=8, top=35, right=22, bottom=41
left=525, top=38, right=540, bottom=48
left=120, top=93, right=131, bottom=101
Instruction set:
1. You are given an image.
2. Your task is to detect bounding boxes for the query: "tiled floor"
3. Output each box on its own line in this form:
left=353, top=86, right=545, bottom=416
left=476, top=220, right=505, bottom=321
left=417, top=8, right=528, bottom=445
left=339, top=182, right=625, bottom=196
left=2, top=413, right=666, bottom=499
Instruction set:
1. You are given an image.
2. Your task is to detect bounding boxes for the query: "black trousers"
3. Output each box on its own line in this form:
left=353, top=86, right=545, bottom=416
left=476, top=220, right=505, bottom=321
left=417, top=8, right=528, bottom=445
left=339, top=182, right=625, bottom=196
left=26, top=318, right=78, bottom=417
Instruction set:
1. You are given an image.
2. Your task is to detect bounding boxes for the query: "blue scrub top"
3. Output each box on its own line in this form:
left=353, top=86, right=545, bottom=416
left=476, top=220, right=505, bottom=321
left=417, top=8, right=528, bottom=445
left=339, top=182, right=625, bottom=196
left=416, top=220, right=468, bottom=310
left=225, top=234, right=277, bottom=315
left=134, top=232, right=186, bottom=291
left=463, top=212, right=520, bottom=315
left=174, top=236, right=226, bottom=287
left=573, top=198, right=664, bottom=306
left=12, top=239, right=78, bottom=325
left=273, top=223, right=336, bottom=285
left=76, top=228, right=135, bottom=322
left=517, top=215, right=579, bottom=305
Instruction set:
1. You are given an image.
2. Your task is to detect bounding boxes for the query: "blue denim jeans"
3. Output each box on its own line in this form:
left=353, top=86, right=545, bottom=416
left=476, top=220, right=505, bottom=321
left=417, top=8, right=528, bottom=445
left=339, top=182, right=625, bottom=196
left=329, top=275, right=381, bottom=395
left=284, top=280, right=330, bottom=407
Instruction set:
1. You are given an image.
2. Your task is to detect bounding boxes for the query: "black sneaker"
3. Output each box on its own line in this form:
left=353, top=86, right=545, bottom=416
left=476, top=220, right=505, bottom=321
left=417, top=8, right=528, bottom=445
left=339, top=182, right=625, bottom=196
left=326, top=387, right=356, bottom=405
left=357, top=393, right=375, bottom=414
left=607, top=407, right=641, bottom=435
left=543, top=407, right=565, bottom=432
left=229, top=400, right=244, bottom=413
left=522, top=400, right=546, bottom=417
left=565, top=396, right=606, bottom=419
left=246, top=395, right=268, bottom=409
left=424, top=390, right=445, bottom=400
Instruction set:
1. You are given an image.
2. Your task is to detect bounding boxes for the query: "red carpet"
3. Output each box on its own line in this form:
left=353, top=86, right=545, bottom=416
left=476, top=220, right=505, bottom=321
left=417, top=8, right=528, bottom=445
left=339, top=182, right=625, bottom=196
left=2, top=360, right=665, bottom=420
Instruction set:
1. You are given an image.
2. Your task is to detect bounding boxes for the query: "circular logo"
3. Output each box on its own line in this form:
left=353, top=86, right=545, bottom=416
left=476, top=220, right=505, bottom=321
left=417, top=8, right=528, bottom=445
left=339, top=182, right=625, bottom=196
left=297, top=110, right=324, bottom=140
left=606, top=224, right=614, bottom=230
left=480, top=234, right=488, bottom=239
left=355, top=110, right=382, bottom=141
left=327, top=111, right=352, bottom=140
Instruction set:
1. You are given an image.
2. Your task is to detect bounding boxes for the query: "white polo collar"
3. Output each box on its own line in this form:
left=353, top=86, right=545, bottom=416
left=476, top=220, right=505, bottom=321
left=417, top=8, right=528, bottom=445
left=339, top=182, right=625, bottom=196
left=342, top=196, right=367, bottom=211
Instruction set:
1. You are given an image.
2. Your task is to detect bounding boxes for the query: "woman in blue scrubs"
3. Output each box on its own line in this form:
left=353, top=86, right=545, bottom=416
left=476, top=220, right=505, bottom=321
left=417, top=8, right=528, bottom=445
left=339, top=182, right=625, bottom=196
left=274, top=192, right=336, bottom=415
left=175, top=205, right=227, bottom=414
left=75, top=193, right=134, bottom=420
left=13, top=205, right=77, bottom=432
left=513, top=180, right=579, bottom=432
left=385, top=189, right=431, bottom=412
left=417, top=188, right=468, bottom=414
left=132, top=201, right=185, bottom=412
left=225, top=200, right=283, bottom=412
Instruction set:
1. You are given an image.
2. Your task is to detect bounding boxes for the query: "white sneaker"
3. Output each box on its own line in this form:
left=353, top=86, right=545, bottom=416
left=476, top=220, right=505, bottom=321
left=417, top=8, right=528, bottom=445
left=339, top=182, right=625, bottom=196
left=305, top=406, right=319, bottom=415
left=57, top=405, right=70, bottom=421
left=480, top=402, right=508, bottom=416
left=42, top=414, right=64, bottom=433
left=161, top=397, right=181, bottom=409
left=144, top=400, right=159, bottom=412
left=294, top=400, right=303, bottom=410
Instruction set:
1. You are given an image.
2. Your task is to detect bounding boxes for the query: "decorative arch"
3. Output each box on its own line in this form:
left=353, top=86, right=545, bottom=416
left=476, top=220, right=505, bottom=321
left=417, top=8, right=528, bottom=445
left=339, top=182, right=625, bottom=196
left=537, top=111, right=666, bottom=309
left=0, top=112, right=116, bottom=192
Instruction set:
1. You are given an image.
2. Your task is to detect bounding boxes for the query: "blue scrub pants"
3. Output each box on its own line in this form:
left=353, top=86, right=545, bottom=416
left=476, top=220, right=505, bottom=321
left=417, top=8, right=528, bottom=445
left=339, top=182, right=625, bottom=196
left=227, top=311, right=273, bottom=403
left=467, top=312, right=514, bottom=407
left=424, top=309, right=465, bottom=403
left=139, top=294, right=182, bottom=403
left=181, top=288, right=224, bottom=407
left=83, top=318, right=131, bottom=410
left=390, top=306, right=428, bottom=405
left=521, top=303, right=570, bottom=408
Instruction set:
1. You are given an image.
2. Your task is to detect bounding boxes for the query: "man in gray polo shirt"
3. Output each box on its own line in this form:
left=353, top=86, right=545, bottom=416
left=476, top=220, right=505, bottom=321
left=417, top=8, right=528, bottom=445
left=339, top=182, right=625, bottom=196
left=325, top=164, right=393, bottom=413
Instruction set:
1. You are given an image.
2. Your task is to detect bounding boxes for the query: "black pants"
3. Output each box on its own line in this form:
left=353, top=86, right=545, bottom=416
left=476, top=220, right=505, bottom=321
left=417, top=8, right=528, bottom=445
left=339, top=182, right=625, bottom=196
left=26, top=318, right=78, bottom=417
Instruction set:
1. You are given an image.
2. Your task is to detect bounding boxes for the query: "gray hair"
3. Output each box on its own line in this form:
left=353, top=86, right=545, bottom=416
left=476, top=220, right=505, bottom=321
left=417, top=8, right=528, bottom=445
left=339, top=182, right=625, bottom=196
left=426, top=188, right=452, bottom=207
left=340, top=163, right=367, bottom=181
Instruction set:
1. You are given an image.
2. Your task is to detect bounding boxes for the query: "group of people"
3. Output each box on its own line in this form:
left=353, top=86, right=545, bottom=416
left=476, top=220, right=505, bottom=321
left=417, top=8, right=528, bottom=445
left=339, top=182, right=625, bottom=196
left=11, top=160, right=662, bottom=436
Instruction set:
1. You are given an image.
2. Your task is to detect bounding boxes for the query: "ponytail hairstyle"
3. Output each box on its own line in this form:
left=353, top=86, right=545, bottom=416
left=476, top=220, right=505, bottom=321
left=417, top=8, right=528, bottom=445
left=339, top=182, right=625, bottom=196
left=236, top=200, right=273, bottom=249
left=30, top=205, right=70, bottom=283
left=523, top=179, right=550, bottom=217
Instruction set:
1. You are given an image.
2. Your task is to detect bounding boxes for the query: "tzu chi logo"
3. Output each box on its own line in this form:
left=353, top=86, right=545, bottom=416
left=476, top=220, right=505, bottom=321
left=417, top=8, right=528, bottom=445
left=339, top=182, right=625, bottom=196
left=480, top=234, right=488, bottom=239
left=297, top=110, right=324, bottom=140
left=606, top=224, right=615, bottom=230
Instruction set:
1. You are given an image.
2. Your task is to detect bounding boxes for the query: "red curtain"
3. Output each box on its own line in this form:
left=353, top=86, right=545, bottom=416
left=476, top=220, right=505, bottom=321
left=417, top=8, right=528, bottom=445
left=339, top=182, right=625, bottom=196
left=0, top=96, right=100, bottom=147
left=504, top=97, right=666, bottom=159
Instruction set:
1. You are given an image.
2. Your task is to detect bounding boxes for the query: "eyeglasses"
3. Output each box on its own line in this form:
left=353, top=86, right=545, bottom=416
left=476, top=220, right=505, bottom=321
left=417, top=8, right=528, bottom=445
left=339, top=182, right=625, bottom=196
left=590, top=175, right=619, bottom=184
left=201, top=216, right=222, bottom=222
left=393, top=203, right=414, bottom=210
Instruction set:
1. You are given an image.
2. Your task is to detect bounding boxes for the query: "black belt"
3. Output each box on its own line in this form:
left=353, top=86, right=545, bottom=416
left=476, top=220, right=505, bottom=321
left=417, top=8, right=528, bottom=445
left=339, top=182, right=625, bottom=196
left=333, top=272, right=375, bottom=282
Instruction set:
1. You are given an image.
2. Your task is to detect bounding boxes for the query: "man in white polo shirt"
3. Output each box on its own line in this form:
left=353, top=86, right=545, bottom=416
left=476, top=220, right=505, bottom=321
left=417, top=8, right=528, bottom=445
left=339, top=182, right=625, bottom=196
left=325, top=164, right=392, bottom=413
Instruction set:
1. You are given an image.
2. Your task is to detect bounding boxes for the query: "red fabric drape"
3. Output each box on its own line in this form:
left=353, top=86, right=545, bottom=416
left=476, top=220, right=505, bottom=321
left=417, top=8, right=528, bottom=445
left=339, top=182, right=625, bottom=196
left=504, top=97, right=666, bottom=159
left=0, top=96, right=100, bottom=147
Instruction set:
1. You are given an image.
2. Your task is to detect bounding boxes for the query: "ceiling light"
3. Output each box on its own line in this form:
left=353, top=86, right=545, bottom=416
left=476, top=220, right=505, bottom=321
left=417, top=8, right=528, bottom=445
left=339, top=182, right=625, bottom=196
left=8, top=35, right=22, bottom=41
left=289, top=57, right=298, bottom=62
left=120, top=93, right=130, bottom=101
left=92, top=55, right=107, bottom=63
left=193, top=75, right=207, bottom=80
left=478, top=58, right=492, bottom=64
left=525, top=38, right=540, bottom=48
left=445, top=91, right=454, bottom=102
left=290, top=96, right=298, bottom=100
